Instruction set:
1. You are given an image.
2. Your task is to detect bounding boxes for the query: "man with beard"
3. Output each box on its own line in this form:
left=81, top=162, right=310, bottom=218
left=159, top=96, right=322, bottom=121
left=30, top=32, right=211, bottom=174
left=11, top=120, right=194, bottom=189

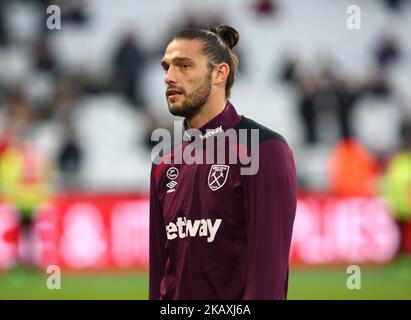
left=149, top=25, right=297, bottom=299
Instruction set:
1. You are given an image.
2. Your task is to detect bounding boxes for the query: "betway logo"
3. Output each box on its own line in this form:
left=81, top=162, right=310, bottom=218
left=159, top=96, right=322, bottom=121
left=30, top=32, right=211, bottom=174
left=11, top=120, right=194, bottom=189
left=200, top=126, right=223, bottom=140
left=165, top=217, right=222, bottom=243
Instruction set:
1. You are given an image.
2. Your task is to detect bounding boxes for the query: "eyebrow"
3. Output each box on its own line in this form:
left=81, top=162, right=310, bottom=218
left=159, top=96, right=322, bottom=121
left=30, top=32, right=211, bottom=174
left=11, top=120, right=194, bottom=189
left=161, top=56, right=195, bottom=69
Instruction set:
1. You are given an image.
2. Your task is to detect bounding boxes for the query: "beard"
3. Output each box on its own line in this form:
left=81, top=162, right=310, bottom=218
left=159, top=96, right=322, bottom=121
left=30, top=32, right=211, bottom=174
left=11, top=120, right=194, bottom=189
left=167, top=71, right=212, bottom=119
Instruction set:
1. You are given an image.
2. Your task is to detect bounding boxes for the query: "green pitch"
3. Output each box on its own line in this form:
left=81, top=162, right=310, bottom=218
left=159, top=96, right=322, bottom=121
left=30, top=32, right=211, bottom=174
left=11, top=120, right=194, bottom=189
left=1, top=263, right=410, bottom=300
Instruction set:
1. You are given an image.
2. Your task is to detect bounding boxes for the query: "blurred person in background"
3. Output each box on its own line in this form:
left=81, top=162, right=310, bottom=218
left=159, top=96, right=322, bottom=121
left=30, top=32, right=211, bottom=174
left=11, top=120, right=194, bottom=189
left=0, top=0, right=8, bottom=46
left=0, top=87, right=53, bottom=270
left=279, top=55, right=298, bottom=84
left=328, top=138, right=381, bottom=197
left=382, top=0, right=407, bottom=11
left=57, top=118, right=82, bottom=190
left=33, top=34, right=56, bottom=73
left=374, top=34, right=401, bottom=71
left=60, top=0, right=88, bottom=25
left=112, top=32, right=147, bottom=109
left=296, top=70, right=319, bottom=144
left=368, top=67, right=392, bottom=98
left=253, top=0, right=278, bottom=17
left=382, top=121, right=411, bottom=262
left=52, top=79, right=83, bottom=190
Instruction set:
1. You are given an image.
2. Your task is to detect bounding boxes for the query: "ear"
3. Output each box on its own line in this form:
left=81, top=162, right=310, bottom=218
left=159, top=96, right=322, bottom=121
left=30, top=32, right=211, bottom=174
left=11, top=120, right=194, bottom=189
left=212, top=63, right=230, bottom=85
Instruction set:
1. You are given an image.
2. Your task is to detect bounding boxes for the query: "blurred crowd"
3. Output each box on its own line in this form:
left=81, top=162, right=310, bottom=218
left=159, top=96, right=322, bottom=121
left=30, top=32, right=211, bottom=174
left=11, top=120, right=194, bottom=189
left=274, top=4, right=411, bottom=252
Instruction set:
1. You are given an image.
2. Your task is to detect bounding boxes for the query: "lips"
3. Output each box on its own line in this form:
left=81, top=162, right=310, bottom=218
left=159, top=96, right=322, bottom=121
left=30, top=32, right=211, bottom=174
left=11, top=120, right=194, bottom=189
left=167, top=88, right=183, bottom=97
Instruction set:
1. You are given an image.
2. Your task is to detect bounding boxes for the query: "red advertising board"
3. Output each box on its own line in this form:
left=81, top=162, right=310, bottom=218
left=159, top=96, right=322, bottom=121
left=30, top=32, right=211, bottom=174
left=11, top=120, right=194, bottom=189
left=291, top=196, right=400, bottom=264
left=0, top=193, right=405, bottom=269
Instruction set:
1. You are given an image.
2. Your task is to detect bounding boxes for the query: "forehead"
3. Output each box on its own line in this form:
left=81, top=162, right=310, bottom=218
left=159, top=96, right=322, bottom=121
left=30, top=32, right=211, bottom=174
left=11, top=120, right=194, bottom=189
left=162, top=38, right=206, bottom=62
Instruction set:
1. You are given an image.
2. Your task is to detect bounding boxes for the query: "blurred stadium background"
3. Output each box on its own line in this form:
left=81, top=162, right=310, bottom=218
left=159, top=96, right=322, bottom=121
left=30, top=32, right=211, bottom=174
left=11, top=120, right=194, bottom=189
left=1, top=0, right=411, bottom=299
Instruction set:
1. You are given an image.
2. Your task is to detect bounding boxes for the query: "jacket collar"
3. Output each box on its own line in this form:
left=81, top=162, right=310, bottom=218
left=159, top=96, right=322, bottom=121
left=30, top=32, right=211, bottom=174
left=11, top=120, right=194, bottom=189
left=183, top=100, right=241, bottom=139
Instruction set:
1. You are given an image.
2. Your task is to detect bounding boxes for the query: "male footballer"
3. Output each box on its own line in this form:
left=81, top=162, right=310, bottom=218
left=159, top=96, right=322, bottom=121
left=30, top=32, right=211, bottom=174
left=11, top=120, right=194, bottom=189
left=149, top=25, right=297, bottom=299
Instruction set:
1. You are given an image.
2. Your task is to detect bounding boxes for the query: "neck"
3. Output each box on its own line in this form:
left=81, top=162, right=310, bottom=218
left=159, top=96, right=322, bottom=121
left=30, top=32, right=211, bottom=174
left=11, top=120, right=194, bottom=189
left=186, top=94, right=228, bottom=129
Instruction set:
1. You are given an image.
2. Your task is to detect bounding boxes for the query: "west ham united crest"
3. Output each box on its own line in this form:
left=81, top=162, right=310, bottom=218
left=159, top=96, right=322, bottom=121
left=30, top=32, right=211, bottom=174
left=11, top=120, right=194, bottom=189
left=208, top=165, right=230, bottom=191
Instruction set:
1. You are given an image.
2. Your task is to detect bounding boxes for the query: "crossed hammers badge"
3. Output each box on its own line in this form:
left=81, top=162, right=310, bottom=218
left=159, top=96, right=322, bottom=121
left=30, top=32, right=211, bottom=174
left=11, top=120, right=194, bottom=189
left=208, top=165, right=230, bottom=191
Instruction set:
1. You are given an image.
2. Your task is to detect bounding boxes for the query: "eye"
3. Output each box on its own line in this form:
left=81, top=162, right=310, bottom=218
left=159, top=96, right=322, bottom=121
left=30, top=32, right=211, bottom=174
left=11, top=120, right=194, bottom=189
left=161, top=62, right=169, bottom=72
left=180, top=64, right=189, bottom=70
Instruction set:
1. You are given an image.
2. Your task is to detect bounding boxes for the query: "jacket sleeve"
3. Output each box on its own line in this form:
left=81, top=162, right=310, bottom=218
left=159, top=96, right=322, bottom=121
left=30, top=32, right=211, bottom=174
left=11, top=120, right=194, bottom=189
left=242, top=139, right=297, bottom=299
left=148, top=164, right=166, bottom=300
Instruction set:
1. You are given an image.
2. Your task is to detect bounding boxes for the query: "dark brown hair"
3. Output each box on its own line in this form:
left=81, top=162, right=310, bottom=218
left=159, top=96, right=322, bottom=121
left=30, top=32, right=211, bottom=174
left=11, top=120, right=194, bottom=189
left=173, top=25, right=240, bottom=98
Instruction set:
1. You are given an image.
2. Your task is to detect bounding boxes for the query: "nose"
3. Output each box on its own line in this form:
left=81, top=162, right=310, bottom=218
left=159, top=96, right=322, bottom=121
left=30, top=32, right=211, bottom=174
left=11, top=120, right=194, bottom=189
left=164, top=66, right=177, bottom=85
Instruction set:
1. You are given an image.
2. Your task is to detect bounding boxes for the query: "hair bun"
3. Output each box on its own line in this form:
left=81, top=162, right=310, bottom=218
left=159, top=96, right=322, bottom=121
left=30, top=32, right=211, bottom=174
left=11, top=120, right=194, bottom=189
left=209, top=25, right=239, bottom=49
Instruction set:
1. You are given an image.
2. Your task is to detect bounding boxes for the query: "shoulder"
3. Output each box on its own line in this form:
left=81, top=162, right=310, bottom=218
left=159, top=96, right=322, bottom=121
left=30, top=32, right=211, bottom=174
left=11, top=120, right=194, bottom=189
left=233, top=116, right=295, bottom=177
left=234, top=116, right=289, bottom=147
left=233, top=117, right=296, bottom=181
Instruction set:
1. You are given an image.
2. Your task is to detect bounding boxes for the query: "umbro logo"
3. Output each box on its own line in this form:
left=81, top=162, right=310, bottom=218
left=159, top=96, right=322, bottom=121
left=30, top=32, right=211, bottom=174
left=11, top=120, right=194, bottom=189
left=166, top=180, right=177, bottom=189
left=166, top=167, right=178, bottom=193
